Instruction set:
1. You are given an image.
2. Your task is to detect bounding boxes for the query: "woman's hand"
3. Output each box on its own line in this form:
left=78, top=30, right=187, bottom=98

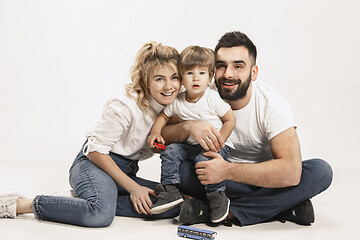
left=129, top=184, right=157, bottom=215
left=184, top=121, right=225, bottom=152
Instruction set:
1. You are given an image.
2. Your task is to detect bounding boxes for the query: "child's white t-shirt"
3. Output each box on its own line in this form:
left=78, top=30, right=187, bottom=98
left=228, top=81, right=296, bottom=163
left=164, top=88, right=233, bottom=147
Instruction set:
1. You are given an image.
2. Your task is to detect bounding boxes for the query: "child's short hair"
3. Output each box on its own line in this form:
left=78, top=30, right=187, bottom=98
left=179, top=46, right=215, bottom=78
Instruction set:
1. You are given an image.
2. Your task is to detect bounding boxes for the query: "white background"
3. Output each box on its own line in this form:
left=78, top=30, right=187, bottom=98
left=1, top=0, right=359, bottom=170
left=1, top=0, right=359, bottom=239
left=1, top=0, right=359, bottom=169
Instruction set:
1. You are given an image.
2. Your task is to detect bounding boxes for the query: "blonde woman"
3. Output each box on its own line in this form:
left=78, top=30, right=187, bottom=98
left=0, top=42, right=181, bottom=227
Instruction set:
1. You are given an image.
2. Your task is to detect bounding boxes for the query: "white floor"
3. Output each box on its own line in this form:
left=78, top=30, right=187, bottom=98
left=1, top=158, right=358, bottom=240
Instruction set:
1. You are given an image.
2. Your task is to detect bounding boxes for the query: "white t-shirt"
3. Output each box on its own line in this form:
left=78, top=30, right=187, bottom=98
left=84, top=95, right=163, bottom=161
left=164, top=88, right=233, bottom=147
left=228, top=81, right=296, bottom=163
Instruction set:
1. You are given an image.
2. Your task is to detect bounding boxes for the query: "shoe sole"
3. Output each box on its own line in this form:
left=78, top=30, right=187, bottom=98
left=151, top=198, right=184, bottom=214
left=211, top=198, right=230, bottom=223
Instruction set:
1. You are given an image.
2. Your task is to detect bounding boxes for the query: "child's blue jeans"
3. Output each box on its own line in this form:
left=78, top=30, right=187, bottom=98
left=160, top=143, right=231, bottom=192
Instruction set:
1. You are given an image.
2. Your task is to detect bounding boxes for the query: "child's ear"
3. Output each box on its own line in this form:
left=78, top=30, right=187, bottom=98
left=209, top=71, right=214, bottom=84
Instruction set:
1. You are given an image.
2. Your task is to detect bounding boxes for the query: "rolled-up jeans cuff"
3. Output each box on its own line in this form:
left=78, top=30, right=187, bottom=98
left=32, top=195, right=45, bottom=220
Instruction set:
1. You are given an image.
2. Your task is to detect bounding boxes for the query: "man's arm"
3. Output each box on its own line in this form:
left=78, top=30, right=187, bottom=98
left=161, top=120, right=225, bottom=152
left=196, top=127, right=302, bottom=188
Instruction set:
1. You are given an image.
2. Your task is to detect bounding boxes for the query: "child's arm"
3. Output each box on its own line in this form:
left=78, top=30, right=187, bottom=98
left=219, top=108, right=236, bottom=143
left=147, top=110, right=171, bottom=147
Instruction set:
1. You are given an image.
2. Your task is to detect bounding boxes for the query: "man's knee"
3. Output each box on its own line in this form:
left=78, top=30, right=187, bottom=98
left=304, top=158, right=333, bottom=190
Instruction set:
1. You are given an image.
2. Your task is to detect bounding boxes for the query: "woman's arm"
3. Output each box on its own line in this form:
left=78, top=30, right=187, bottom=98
left=87, top=151, right=156, bottom=215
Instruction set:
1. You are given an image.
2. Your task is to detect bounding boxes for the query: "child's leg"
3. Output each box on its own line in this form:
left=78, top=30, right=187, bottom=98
left=194, top=145, right=231, bottom=223
left=151, top=143, right=199, bottom=214
left=160, top=143, right=194, bottom=186
left=194, top=145, right=231, bottom=192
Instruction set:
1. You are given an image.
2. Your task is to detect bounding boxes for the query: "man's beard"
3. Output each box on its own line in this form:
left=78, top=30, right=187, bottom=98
left=215, top=72, right=252, bottom=101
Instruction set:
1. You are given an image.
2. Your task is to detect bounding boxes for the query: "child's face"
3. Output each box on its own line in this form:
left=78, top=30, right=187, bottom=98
left=182, top=66, right=211, bottom=97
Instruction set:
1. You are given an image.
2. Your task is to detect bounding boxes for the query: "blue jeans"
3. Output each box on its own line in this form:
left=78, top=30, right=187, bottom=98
left=160, top=143, right=231, bottom=192
left=178, top=158, right=333, bottom=226
left=32, top=145, right=179, bottom=227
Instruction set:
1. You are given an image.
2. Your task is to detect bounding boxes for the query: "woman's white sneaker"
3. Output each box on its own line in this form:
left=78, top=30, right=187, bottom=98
left=0, top=193, right=25, bottom=218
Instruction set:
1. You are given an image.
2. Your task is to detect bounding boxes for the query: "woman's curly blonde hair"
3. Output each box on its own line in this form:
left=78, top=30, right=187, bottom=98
left=126, top=42, right=180, bottom=115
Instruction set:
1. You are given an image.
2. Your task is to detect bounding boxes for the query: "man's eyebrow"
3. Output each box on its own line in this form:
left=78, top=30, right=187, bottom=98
left=234, top=60, right=246, bottom=65
left=215, top=60, right=246, bottom=65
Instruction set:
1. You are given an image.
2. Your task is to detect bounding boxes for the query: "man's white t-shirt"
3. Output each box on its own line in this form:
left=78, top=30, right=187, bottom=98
left=228, top=81, right=296, bottom=164
left=164, top=88, right=233, bottom=147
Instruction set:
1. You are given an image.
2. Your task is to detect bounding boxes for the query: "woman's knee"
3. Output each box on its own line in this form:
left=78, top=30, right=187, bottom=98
left=80, top=203, right=116, bottom=227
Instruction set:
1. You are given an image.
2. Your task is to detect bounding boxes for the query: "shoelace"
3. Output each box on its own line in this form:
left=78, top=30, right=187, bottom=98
left=0, top=201, right=12, bottom=217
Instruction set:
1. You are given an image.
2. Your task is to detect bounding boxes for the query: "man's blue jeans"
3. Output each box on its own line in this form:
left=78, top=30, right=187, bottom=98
left=160, top=143, right=231, bottom=192
left=178, top=158, right=333, bottom=226
left=32, top=146, right=179, bottom=227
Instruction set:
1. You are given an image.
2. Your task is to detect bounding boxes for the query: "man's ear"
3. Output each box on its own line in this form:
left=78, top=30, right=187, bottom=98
left=251, top=65, right=258, bottom=81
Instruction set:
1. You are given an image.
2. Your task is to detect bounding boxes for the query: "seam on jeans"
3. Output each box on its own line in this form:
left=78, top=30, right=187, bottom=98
left=229, top=204, right=243, bottom=226
left=32, top=196, right=45, bottom=220
left=80, top=161, right=100, bottom=208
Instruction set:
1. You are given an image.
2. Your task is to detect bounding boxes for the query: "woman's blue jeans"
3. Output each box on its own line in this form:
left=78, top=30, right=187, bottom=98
left=32, top=146, right=179, bottom=227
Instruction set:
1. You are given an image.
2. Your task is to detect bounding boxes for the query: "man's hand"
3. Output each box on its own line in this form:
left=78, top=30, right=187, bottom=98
left=184, top=121, right=225, bottom=152
left=195, top=151, right=230, bottom=185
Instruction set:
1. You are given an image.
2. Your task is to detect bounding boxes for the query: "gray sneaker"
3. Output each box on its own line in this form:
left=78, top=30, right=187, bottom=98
left=179, top=198, right=211, bottom=224
left=206, top=191, right=230, bottom=223
left=150, top=184, right=183, bottom=214
left=0, top=193, right=25, bottom=219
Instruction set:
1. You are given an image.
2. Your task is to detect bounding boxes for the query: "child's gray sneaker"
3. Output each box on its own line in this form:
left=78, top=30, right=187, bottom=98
left=206, top=191, right=230, bottom=223
left=0, top=193, right=25, bottom=219
left=150, top=184, right=183, bottom=214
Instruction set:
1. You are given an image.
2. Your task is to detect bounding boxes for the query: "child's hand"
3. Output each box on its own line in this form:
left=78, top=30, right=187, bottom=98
left=147, top=134, right=165, bottom=148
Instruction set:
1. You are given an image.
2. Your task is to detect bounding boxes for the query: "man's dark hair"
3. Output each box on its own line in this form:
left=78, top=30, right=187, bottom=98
left=215, top=31, right=257, bottom=65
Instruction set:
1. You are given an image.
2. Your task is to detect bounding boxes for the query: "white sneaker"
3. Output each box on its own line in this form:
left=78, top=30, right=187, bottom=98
left=0, top=193, right=25, bottom=219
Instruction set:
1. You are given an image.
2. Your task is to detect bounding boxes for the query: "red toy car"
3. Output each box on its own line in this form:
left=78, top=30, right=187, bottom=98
left=152, top=141, right=166, bottom=151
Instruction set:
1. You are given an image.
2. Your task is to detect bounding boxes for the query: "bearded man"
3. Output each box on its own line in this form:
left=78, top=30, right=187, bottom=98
left=162, top=31, right=333, bottom=227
